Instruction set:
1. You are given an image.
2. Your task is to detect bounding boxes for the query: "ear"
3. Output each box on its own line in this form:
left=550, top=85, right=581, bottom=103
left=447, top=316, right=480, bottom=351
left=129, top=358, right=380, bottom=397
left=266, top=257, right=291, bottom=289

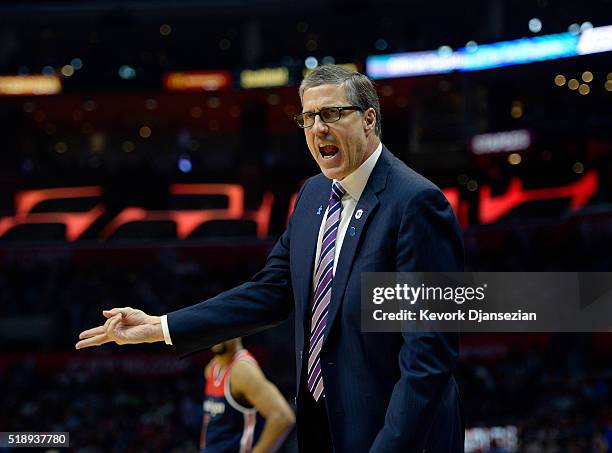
left=363, top=108, right=376, bottom=135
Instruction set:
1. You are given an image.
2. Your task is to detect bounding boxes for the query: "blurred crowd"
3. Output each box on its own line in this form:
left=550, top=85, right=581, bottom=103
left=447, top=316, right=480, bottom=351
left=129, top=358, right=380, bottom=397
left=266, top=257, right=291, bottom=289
left=459, top=339, right=612, bottom=452
left=1, top=360, right=204, bottom=453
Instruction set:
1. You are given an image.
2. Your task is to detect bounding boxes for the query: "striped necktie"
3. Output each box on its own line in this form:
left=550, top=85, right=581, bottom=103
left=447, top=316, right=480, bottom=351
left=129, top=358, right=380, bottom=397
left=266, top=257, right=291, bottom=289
left=307, top=181, right=346, bottom=402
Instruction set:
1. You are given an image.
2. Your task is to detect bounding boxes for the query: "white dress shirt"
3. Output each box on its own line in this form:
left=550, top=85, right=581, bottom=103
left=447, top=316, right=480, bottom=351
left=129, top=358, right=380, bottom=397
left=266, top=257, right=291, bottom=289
left=161, top=142, right=383, bottom=345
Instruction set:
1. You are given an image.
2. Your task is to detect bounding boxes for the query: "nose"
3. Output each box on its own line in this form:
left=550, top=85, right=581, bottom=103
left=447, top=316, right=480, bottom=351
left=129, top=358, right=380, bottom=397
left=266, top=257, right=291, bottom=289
left=311, top=114, right=329, bottom=134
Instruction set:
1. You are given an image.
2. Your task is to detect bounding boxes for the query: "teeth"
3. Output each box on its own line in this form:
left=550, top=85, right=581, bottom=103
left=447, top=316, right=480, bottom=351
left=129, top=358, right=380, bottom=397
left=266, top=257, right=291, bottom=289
left=318, top=144, right=338, bottom=160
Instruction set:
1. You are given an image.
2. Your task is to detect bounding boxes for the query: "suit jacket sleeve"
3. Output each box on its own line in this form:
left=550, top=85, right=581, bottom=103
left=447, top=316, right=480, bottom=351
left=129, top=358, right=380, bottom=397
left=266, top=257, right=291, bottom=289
left=166, top=186, right=306, bottom=358
left=370, top=188, right=464, bottom=452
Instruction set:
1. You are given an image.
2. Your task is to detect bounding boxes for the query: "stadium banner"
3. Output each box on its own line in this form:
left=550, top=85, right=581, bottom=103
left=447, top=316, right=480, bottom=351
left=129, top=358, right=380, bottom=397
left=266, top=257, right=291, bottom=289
left=361, top=272, right=612, bottom=332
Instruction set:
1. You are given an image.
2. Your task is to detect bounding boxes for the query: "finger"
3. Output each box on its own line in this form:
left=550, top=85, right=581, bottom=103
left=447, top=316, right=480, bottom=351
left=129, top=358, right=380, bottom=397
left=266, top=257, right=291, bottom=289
left=108, top=315, right=122, bottom=335
left=103, top=308, right=131, bottom=318
left=103, top=313, right=121, bottom=330
left=78, top=325, right=106, bottom=339
left=103, top=308, right=126, bottom=318
left=75, top=335, right=109, bottom=349
left=75, top=333, right=111, bottom=349
left=79, top=314, right=121, bottom=340
left=102, top=310, right=114, bottom=318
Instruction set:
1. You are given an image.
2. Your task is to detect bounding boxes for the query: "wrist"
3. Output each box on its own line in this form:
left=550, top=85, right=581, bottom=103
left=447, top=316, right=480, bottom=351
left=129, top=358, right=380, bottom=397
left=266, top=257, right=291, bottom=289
left=147, top=315, right=164, bottom=343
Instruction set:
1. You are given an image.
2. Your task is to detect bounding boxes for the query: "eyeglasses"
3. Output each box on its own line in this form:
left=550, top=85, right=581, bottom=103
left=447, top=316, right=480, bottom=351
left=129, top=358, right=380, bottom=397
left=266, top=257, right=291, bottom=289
left=294, top=106, right=363, bottom=128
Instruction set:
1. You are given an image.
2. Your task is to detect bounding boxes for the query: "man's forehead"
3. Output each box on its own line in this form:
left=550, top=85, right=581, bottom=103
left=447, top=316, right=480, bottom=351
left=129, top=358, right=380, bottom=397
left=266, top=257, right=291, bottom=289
left=302, top=84, right=348, bottom=109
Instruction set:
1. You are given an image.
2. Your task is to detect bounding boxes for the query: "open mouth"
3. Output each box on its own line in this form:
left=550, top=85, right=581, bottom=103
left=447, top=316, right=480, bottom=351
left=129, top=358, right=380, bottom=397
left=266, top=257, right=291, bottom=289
left=319, top=144, right=339, bottom=160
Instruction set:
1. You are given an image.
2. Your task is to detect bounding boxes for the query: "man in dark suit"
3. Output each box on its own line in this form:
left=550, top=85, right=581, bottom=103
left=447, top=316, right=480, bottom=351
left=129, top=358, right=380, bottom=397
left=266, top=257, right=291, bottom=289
left=77, top=65, right=464, bottom=452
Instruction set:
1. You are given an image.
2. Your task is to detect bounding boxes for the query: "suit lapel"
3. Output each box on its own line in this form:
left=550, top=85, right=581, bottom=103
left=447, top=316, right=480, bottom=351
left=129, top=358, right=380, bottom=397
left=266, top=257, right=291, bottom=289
left=322, top=147, right=392, bottom=344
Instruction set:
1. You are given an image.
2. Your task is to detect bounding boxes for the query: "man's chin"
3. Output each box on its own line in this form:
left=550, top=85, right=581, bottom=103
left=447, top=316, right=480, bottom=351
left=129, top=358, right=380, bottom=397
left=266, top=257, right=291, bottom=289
left=319, top=165, right=346, bottom=181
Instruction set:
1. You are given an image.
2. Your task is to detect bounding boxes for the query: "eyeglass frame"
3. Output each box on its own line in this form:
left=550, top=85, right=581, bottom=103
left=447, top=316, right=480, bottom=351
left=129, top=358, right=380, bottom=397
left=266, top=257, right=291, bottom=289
left=294, top=105, right=364, bottom=128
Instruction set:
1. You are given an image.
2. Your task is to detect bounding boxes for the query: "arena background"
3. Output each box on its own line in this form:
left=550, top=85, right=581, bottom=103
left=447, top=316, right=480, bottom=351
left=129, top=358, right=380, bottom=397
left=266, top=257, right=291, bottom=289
left=1, top=0, right=612, bottom=451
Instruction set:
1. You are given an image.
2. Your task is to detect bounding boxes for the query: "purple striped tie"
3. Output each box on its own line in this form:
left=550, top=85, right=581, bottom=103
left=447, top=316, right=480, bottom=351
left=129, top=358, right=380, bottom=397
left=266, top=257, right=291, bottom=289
left=307, top=181, right=345, bottom=402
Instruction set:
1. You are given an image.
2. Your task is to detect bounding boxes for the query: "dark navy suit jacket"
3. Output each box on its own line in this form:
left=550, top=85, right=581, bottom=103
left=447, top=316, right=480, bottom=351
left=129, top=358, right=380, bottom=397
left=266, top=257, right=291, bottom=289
left=168, top=147, right=465, bottom=452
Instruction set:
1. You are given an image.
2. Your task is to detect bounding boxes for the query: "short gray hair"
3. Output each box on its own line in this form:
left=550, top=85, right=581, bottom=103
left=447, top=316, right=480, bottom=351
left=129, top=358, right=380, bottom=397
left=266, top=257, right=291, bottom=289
left=299, top=65, right=382, bottom=137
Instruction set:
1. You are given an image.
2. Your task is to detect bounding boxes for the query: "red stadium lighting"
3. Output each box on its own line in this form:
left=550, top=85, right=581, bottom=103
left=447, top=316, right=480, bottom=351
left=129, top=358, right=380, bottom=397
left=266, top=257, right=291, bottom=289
left=479, top=170, right=598, bottom=224
left=0, top=186, right=104, bottom=241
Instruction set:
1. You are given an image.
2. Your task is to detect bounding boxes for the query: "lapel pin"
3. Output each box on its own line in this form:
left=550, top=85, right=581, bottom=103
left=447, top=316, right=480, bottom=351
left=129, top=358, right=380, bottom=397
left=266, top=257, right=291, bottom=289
left=355, top=209, right=363, bottom=219
left=316, top=205, right=323, bottom=215
left=349, top=226, right=356, bottom=236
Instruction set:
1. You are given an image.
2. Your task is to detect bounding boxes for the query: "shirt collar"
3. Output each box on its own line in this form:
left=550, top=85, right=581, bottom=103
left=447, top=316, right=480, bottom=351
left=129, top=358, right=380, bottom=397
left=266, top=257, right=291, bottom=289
left=335, top=142, right=383, bottom=201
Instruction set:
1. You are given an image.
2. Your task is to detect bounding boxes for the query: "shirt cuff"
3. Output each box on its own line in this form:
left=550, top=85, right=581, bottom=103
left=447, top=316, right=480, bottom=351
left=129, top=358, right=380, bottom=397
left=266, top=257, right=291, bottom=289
left=160, top=314, right=173, bottom=345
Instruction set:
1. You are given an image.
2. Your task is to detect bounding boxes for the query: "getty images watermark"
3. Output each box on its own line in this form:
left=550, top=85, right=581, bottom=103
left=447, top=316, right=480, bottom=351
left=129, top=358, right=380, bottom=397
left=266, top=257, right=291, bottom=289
left=361, top=273, right=612, bottom=332
left=371, top=282, right=536, bottom=323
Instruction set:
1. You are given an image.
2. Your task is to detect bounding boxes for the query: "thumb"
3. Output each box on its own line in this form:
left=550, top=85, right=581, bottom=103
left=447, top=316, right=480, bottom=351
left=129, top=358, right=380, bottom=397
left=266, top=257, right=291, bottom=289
left=103, top=308, right=128, bottom=318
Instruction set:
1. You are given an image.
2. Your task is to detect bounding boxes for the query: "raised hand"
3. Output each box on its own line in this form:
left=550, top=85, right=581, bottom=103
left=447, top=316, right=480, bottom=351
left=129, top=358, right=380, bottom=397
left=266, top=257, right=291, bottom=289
left=75, top=307, right=164, bottom=349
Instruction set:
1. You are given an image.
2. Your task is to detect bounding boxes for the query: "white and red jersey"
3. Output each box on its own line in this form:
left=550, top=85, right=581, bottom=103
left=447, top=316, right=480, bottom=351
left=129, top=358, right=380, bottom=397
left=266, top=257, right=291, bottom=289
left=200, top=350, right=265, bottom=453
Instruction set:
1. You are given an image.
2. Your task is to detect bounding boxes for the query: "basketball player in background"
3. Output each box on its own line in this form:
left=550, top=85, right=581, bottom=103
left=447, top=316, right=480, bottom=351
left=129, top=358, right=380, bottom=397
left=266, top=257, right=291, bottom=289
left=200, top=337, right=295, bottom=453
